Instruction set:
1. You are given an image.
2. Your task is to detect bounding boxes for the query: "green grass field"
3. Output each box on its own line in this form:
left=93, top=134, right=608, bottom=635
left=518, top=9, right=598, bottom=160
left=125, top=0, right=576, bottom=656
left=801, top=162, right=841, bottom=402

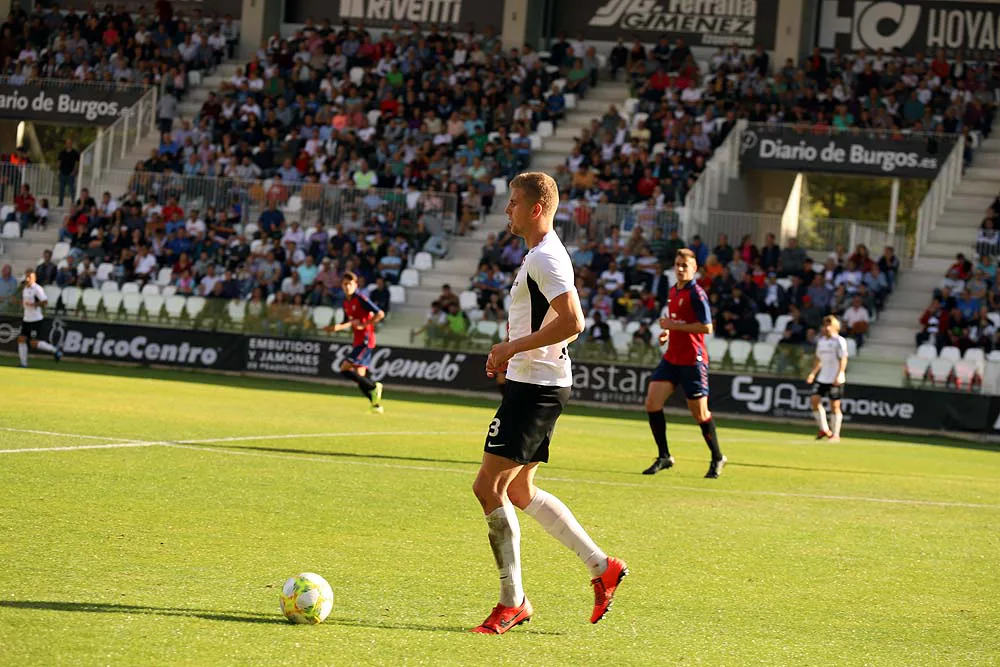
left=0, top=358, right=998, bottom=666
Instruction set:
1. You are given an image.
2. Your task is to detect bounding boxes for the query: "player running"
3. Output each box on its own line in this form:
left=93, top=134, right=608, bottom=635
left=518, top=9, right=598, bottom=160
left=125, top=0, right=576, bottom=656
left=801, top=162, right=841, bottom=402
left=471, top=172, right=628, bottom=635
left=806, top=315, right=849, bottom=442
left=323, top=271, right=385, bottom=413
left=641, top=249, right=726, bottom=478
left=17, top=269, right=62, bottom=367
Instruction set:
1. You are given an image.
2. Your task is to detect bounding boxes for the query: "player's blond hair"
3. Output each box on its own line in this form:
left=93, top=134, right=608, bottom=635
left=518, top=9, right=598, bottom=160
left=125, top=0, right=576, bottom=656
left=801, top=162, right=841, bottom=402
left=675, top=248, right=697, bottom=266
left=510, top=172, right=559, bottom=218
left=823, top=315, right=841, bottom=333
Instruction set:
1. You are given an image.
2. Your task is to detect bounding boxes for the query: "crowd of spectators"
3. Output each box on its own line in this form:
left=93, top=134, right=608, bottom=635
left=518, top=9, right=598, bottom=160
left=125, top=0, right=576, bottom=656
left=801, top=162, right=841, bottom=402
left=0, top=2, right=237, bottom=87
left=542, top=36, right=997, bottom=219
left=454, top=218, right=899, bottom=362
left=918, top=194, right=1000, bottom=354
left=131, top=19, right=624, bottom=237
left=35, top=182, right=445, bottom=333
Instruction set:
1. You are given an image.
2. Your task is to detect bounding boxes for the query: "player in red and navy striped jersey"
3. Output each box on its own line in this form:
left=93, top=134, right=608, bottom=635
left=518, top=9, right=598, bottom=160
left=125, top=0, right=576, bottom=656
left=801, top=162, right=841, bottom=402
left=324, top=271, right=386, bottom=413
left=642, top=248, right=727, bottom=478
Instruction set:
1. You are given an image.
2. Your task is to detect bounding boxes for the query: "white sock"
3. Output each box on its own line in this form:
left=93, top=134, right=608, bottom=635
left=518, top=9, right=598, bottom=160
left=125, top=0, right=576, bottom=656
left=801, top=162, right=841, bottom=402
left=485, top=504, right=523, bottom=607
left=18, top=342, right=27, bottom=366
left=813, top=405, right=829, bottom=433
left=36, top=341, right=55, bottom=354
left=524, top=489, right=608, bottom=578
left=831, top=412, right=843, bottom=438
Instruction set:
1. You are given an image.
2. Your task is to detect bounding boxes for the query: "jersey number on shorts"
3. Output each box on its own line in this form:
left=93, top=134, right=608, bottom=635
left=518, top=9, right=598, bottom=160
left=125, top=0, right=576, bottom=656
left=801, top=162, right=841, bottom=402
left=487, top=418, right=501, bottom=438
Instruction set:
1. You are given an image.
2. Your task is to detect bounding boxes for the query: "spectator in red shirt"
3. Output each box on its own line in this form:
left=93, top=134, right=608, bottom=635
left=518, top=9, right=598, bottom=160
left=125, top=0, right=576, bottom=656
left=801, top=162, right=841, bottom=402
left=14, top=184, right=35, bottom=233
left=162, top=197, right=184, bottom=224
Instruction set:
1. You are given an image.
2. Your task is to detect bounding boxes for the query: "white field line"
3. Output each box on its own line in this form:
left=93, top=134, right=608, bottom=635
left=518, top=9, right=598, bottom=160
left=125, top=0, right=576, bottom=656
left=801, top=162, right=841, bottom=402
left=165, top=442, right=1000, bottom=511
left=0, top=442, right=162, bottom=454
left=0, top=427, right=147, bottom=442
left=3, top=427, right=997, bottom=510
left=0, top=430, right=466, bottom=454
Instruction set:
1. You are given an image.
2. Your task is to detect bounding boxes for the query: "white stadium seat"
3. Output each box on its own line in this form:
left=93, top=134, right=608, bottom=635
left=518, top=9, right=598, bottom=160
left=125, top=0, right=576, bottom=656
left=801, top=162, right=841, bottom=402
left=101, top=292, right=123, bottom=318
left=846, top=339, right=858, bottom=357
left=953, top=360, right=979, bottom=389
left=186, top=296, right=207, bottom=319
left=536, top=121, right=554, bottom=138
left=399, top=268, right=420, bottom=288
left=143, top=294, right=165, bottom=319
left=755, top=313, right=773, bottom=334
left=413, top=252, right=433, bottom=271
left=389, top=285, right=406, bottom=304
left=122, top=293, right=142, bottom=318
left=728, top=340, right=753, bottom=367
left=707, top=338, right=728, bottom=366
left=97, top=263, right=116, bottom=283
left=141, top=284, right=160, bottom=296
left=459, top=290, right=479, bottom=311
left=2, top=221, right=20, bottom=238
left=928, top=358, right=954, bottom=385
left=905, top=355, right=930, bottom=383
left=60, top=286, right=81, bottom=312
left=44, top=285, right=61, bottom=306
left=939, top=346, right=961, bottom=362
left=101, top=281, right=121, bottom=293
left=752, top=342, right=776, bottom=368
left=311, top=306, right=334, bottom=329
left=121, top=282, right=141, bottom=294
left=81, top=288, right=102, bottom=315
left=227, top=300, right=246, bottom=325
left=916, top=344, right=938, bottom=360
left=51, top=242, right=71, bottom=260
left=964, top=348, right=985, bottom=364
left=164, top=295, right=186, bottom=320
left=773, top=314, right=793, bottom=333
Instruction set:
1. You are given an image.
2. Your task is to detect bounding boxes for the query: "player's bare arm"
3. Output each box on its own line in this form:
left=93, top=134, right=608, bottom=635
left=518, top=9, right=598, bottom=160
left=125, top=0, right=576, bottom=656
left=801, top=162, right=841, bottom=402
left=487, top=290, right=584, bottom=376
left=806, top=355, right=823, bottom=384
left=659, top=317, right=713, bottom=335
left=833, top=353, right=848, bottom=386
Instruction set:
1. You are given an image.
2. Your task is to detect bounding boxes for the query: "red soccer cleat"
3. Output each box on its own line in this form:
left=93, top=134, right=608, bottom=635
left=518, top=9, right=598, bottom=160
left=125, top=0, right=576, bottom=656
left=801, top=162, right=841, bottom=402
left=470, top=597, right=533, bottom=634
left=590, top=556, right=629, bottom=623
left=815, top=430, right=833, bottom=440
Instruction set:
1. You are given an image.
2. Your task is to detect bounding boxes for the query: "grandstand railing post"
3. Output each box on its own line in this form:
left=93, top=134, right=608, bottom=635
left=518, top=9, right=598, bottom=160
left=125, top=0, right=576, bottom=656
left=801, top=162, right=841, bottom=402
left=887, top=178, right=900, bottom=239
left=149, top=85, right=158, bottom=138
left=121, top=111, right=129, bottom=161
left=92, top=128, right=104, bottom=193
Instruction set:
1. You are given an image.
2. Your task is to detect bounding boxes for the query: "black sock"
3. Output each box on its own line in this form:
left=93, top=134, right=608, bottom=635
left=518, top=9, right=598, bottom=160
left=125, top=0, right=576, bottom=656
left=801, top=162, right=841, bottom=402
left=341, top=369, right=375, bottom=398
left=700, top=419, right=723, bottom=461
left=647, top=410, right=670, bottom=458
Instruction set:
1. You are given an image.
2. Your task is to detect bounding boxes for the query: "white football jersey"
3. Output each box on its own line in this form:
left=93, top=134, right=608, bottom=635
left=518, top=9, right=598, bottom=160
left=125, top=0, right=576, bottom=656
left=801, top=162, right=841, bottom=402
left=21, top=283, right=47, bottom=323
left=816, top=334, right=848, bottom=384
left=505, top=230, right=576, bottom=387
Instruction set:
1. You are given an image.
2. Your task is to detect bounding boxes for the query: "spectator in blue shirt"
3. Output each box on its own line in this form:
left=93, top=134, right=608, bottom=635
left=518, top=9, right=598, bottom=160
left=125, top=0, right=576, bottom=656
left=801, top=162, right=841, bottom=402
left=159, top=133, right=181, bottom=157
left=258, top=202, right=284, bottom=238
left=689, top=235, right=708, bottom=267
left=297, top=255, right=319, bottom=287
left=546, top=86, right=566, bottom=123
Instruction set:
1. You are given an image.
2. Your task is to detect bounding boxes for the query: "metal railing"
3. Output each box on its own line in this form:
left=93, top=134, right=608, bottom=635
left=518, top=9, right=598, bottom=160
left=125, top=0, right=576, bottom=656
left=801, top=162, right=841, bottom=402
left=914, top=135, right=966, bottom=262
left=93, top=169, right=460, bottom=234
left=0, top=163, right=63, bottom=204
left=0, top=76, right=149, bottom=92
left=683, top=118, right=746, bottom=233
left=702, top=210, right=909, bottom=259
left=554, top=200, right=682, bottom=247
left=78, top=85, right=158, bottom=201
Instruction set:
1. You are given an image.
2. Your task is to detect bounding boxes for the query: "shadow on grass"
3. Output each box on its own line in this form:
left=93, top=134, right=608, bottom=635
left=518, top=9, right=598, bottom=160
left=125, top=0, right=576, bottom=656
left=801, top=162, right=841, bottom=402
left=4, top=356, right=997, bottom=453
left=197, top=442, right=480, bottom=468
left=0, top=600, right=561, bottom=635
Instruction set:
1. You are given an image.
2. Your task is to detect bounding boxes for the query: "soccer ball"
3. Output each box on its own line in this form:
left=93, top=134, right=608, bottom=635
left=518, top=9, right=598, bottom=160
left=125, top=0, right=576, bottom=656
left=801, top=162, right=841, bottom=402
left=280, top=572, right=334, bottom=624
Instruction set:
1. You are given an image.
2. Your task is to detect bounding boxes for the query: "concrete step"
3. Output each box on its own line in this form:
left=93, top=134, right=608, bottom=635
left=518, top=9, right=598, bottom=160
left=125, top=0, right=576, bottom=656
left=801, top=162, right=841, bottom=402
left=858, top=341, right=914, bottom=362
left=585, top=85, right=630, bottom=102
left=540, top=137, right=577, bottom=154
left=876, top=307, right=923, bottom=328
left=928, top=226, right=977, bottom=244
left=891, top=289, right=933, bottom=309
left=897, top=269, right=945, bottom=293
left=961, top=166, right=1000, bottom=181
left=955, top=180, right=1000, bottom=196
left=913, top=256, right=952, bottom=274
left=942, top=195, right=994, bottom=213
left=920, top=240, right=975, bottom=259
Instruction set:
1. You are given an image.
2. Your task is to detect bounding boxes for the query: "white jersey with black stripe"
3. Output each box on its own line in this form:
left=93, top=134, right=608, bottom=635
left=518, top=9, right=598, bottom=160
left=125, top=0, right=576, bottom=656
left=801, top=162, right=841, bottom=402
left=505, top=230, right=576, bottom=388
left=816, top=334, right=848, bottom=384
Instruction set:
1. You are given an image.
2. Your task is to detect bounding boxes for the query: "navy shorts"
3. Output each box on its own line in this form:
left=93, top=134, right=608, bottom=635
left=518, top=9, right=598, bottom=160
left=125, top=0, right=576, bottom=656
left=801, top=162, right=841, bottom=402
left=651, top=360, right=709, bottom=399
left=348, top=345, right=373, bottom=368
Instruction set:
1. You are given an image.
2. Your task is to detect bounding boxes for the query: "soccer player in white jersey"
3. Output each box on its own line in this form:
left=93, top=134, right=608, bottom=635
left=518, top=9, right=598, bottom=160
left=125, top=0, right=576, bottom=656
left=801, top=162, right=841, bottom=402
left=806, top=315, right=849, bottom=442
left=17, top=269, right=62, bottom=367
left=470, top=172, right=628, bottom=635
